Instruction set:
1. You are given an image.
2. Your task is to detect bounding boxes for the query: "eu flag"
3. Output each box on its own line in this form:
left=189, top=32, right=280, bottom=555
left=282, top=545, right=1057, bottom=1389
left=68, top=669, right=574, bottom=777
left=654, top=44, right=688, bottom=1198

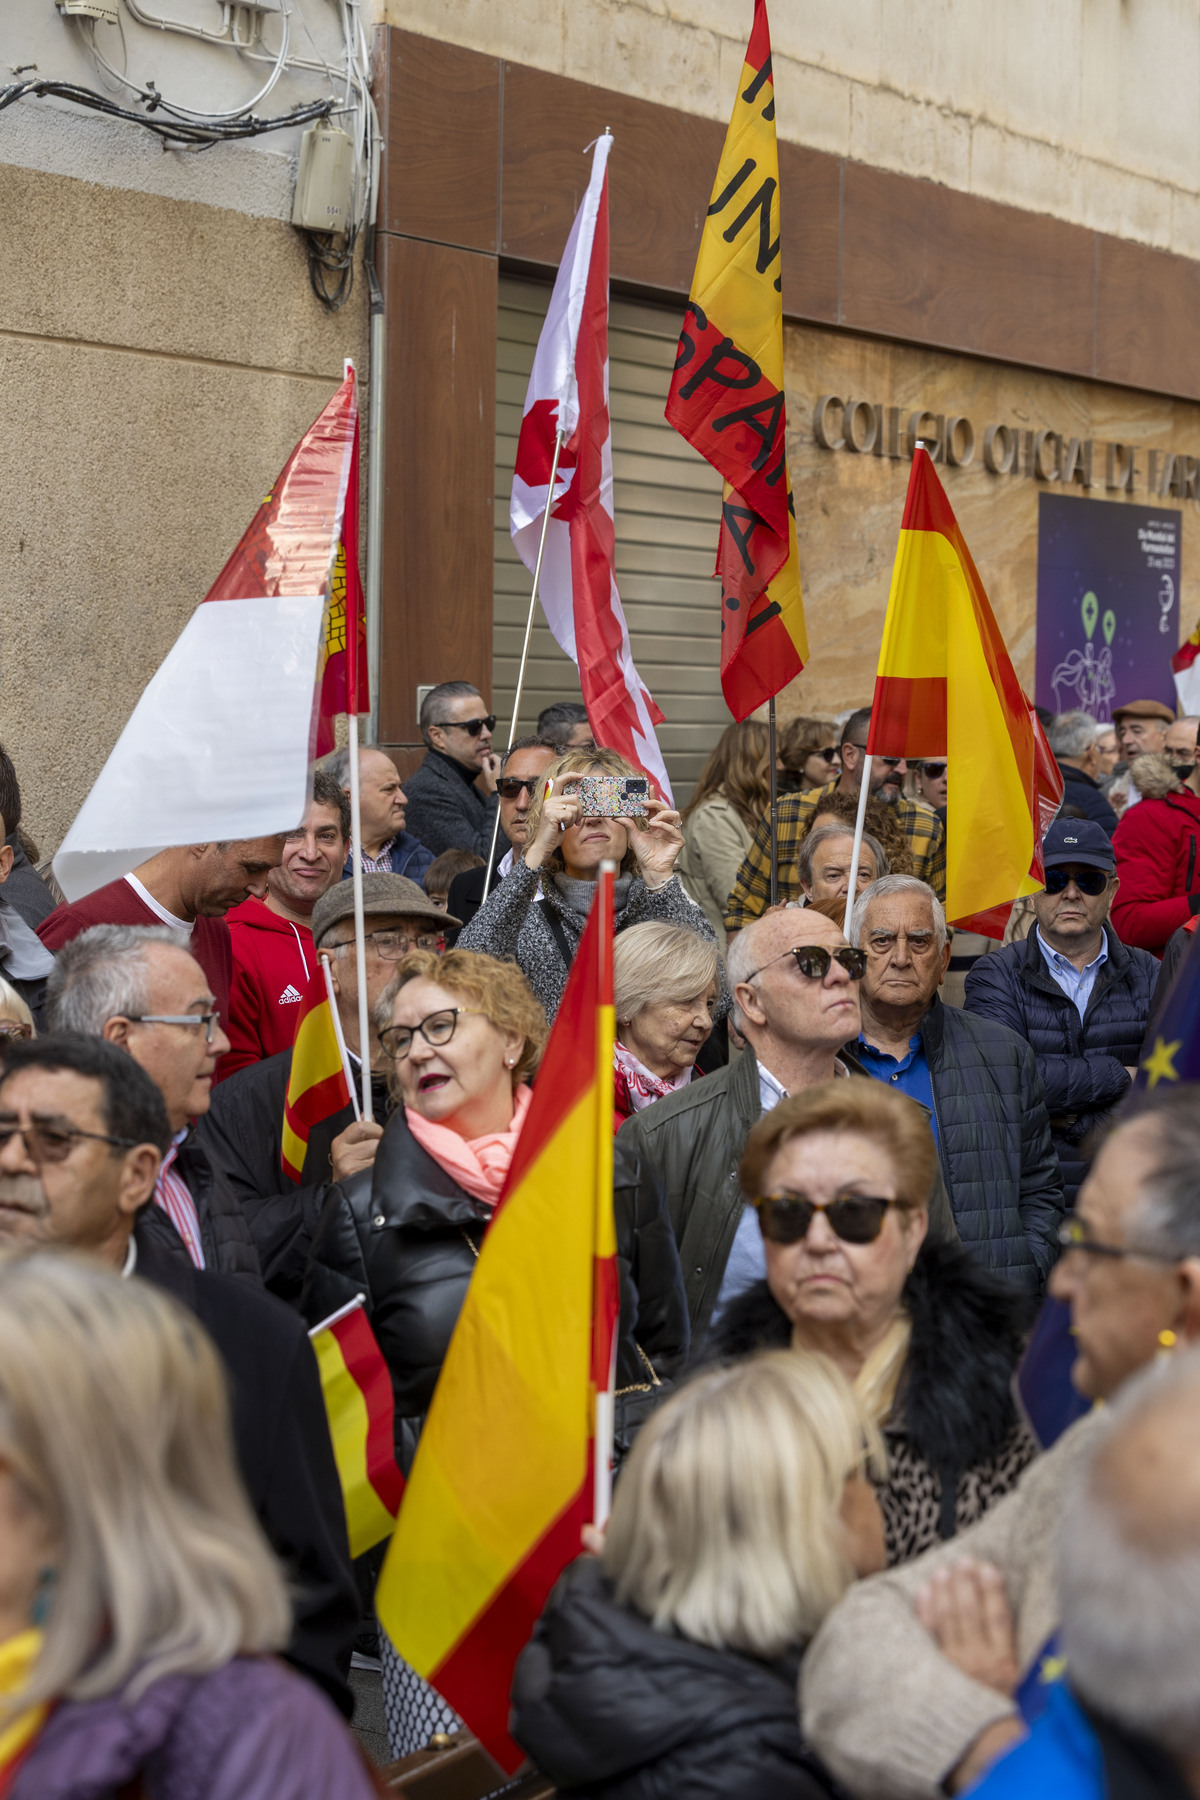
left=1138, top=924, right=1200, bottom=1090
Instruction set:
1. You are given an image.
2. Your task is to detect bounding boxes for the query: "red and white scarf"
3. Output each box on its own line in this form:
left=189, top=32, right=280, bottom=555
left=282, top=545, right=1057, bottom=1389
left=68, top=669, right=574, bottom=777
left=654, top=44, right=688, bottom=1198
left=613, top=1040, right=696, bottom=1114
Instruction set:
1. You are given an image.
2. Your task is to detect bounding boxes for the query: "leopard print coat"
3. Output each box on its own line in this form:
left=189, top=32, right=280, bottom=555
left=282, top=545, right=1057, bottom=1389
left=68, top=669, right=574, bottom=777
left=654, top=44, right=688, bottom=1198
left=710, top=1238, right=1038, bottom=1566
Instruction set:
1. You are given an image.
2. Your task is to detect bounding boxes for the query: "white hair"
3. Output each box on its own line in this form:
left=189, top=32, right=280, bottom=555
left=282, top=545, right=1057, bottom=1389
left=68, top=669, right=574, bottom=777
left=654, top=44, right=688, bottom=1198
left=613, top=923, right=722, bottom=1024
left=0, top=976, right=33, bottom=1033
left=1047, top=710, right=1099, bottom=760
left=725, top=917, right=769, bottom=1036
left=45, top=925, right=184, bottom=1035
left=848, top=875, right=947, bottom=953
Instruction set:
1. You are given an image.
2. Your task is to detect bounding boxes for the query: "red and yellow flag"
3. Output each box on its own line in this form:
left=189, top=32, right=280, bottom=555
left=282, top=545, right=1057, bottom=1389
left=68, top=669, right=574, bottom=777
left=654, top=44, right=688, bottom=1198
left=315, top=408, right=370, bottom=755
left=309, top=1297, right=406, bottom=1559
left=869, top=447, right=1063, bottom=934
left=376, top=872, right=618, bottom=1771
left=665, top=0, right=807, bottom=721
left=281, top=963, right=352, bottom=1182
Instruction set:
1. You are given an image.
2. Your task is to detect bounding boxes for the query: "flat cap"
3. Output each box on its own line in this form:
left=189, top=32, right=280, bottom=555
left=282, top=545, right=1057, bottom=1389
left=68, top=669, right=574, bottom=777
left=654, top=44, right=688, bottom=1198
left=311, top=872, right=460, bottom=944
left=1110, top=698, right=1175, bottom=725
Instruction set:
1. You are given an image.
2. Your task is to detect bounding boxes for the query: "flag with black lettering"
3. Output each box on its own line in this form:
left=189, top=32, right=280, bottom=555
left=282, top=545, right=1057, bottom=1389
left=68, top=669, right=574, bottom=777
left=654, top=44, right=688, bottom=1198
left=665, top=0, right=807, bottom=721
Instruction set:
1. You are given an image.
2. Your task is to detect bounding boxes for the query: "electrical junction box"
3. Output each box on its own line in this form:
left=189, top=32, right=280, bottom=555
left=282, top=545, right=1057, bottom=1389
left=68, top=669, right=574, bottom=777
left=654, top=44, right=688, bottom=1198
left=59, top=0, right=121, bottom=21
left=292, top=124, right=354, bottom=235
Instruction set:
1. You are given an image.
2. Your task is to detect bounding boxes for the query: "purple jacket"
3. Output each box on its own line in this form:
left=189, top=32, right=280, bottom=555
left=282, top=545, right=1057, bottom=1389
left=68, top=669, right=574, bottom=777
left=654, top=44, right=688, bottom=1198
left=14, top=1656, right=381, bottom=1800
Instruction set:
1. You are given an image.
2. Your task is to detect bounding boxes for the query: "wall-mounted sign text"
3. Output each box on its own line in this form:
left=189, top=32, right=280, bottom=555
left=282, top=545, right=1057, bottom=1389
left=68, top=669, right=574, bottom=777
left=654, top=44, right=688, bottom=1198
left=810, top=395, right=1199, bottom=501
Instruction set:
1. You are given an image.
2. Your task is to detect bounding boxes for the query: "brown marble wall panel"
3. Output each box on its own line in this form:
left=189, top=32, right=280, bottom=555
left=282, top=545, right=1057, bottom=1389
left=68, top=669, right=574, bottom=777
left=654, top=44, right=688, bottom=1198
left=378, top=33, right=500, bottom=251
left=1095, top=237, right=1200, bottom=403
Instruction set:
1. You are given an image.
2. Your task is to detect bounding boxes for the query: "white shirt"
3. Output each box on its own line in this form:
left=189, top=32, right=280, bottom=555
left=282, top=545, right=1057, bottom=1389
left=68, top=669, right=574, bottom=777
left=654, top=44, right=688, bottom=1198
left=124, top=874, right=192, bottom=936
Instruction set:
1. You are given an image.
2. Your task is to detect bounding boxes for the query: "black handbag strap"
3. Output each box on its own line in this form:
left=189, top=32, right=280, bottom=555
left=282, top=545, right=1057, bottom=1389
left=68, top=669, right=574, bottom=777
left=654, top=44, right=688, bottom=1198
left=540, top=899, right=576, bottom=970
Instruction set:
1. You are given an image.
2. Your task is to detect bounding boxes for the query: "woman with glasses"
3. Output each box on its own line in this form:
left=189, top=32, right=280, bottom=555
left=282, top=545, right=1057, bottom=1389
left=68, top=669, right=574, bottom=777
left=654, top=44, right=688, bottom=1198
left=711, top=1082, right=1036, bottom=1565
left=302, top=947, right=689, bottom=1757
left=512, top=1352, right=885, bottom=1800
left=458, top=746, right=717, bottom=1023
left=677, top=721, right=771, bottom=946
left=777, top=715, right=843, bottom=793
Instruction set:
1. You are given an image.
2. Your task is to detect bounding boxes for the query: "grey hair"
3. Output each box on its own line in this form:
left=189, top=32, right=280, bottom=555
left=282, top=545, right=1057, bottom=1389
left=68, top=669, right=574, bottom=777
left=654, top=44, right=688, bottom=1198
left=613, top=923, right=722, bottom=1024
left=1047, top=710, right=1100, bottom=760
left=797, top=824, right=889, bottom=892
left=45, top=925, right=184, bottom=1035
left=724, top=918, right=765, bottom=1037
left=848, top=875, right=947, bottom=953
left=1122, top=1087, right=1200, bottom=1258
left=418, top=680, right=482, bottom=746
left=1059, top=1349, right=1200, bottom=1756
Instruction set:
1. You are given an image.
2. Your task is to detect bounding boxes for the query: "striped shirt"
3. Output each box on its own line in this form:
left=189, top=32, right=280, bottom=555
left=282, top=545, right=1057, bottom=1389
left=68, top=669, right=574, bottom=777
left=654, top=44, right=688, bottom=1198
left=154, top=1131, right=206, bottom=1269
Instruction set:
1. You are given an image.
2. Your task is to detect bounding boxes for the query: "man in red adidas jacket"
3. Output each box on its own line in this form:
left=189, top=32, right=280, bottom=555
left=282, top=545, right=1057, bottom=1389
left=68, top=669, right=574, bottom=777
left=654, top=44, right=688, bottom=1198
left=222, top=771, right=348, bottom=1078
left=1111, top=720, right=1200, bottom=956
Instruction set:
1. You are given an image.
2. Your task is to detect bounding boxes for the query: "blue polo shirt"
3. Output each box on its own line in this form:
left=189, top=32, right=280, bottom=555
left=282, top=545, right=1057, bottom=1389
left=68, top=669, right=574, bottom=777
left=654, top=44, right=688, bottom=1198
left=856, top=1032, right=939, bottom=1144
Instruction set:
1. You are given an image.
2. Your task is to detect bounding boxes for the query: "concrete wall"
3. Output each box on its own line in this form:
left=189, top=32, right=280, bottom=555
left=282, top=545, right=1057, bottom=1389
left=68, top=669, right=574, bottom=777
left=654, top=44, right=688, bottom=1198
left=378, top=0, right=1200, bottom=258
left=0, top=4, right=367, bottom=855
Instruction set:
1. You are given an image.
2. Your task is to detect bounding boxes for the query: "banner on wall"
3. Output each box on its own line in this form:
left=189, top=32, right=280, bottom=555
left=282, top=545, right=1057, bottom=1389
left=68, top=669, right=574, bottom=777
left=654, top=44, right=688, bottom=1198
left=1035, top=493, right=1180, bottom=722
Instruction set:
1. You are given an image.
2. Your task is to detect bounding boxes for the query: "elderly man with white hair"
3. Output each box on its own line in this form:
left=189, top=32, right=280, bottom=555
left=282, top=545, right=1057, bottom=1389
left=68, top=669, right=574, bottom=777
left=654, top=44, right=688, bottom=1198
left=850, top=874, right=1064, bottom=1294
left=617, top=902, right=957, bottom=1342
left=1046, top=710, right=1119, bottom=835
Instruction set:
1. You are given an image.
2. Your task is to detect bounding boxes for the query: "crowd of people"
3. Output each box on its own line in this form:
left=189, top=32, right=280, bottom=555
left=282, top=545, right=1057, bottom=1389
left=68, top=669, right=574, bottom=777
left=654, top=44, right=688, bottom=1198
left=0, top=672, right=1197, bottom=1796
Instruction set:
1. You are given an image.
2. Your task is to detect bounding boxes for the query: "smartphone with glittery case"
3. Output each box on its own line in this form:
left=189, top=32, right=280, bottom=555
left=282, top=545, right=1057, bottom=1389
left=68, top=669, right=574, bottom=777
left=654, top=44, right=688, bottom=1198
left=564, top=774, right=651, bottom=817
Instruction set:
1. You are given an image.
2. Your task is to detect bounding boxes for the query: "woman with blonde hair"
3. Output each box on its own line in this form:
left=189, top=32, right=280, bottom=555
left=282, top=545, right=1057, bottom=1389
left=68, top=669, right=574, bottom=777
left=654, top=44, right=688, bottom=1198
left=458, top=745, right=714, bottom=1021
left=713, top=1082, right=1036, bottom=1564
left=0, top=1251, right=380, bottom=1799
left=612, top=922, right=722, bottom=1125
left=511, top=1351, right=886, bottom=1798
left=0, top=976, right=33, bottom=1046
left=304, top=948, right=689, bottom=1757
left=678, top=721, right=771, bottom=944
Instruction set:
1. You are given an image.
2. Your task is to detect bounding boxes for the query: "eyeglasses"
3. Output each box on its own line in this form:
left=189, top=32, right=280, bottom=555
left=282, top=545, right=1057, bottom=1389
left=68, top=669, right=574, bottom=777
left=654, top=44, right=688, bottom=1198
left=0, top=1022, right=32, bottom=1041
left=1057, top=1216, right=1180, bottom=1264
left=125, top=1012, right=221, bottom=1044
left=756, top=1191, right=900, bottom=1245
left=0, top=1116, right=139, bottom=1164
left=921, top=763, right=946, bottom=780
left=329, top=929, right=443, bottom=960
left=1044, top=867, right=1110, bottom=896
left=437, top=715, right=496, bottom=737
left=814, top=747, right=840, bottom=764
left=847, top=742, right=903, bottom=769
left=379, top=1007, right=487, bottom=1060
left=748, top=945, right=867, bottom=983
left=496, top=776, right=539, bottom=799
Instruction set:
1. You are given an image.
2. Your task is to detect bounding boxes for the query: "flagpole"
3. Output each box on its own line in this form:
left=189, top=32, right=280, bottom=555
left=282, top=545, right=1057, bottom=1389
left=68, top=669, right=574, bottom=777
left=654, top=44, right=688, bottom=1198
left=768, top=698, right=779, bottom=907
left=482, top=431, right=566, bottom=903
left=320, top=950, right=361, bottom=1124
left=843, top=755, right=872, bottom=937
left=346, top=716, right=375, bottom=1124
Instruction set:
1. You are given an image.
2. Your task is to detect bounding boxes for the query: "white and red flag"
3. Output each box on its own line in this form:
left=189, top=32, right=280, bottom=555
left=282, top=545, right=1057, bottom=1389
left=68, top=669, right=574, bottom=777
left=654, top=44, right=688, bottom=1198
left=54, top=367, right=365, bottom=900
left=509, top=133, right=672, bottom=800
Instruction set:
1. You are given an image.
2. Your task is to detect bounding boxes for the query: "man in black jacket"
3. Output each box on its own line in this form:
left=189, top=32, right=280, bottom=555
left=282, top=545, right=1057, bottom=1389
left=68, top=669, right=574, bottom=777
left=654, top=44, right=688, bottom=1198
left=45, top=925, right=260, bottom=1281
left=402, top=681, right=504, bottom=859
left=445, top=736, right=557, bottom=940
left=850, top=875, right=1065, bottom=1293
left=1047, top=710, right=1119, bottom=835
left=0, top=1034, right=358, bottom=1716
left=965, top=819, right=1158, bottom=1203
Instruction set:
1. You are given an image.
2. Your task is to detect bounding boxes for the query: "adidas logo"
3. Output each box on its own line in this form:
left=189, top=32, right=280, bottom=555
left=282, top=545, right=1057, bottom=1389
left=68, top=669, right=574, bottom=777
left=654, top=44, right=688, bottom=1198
left=279, top=985, right=303, bottom=1005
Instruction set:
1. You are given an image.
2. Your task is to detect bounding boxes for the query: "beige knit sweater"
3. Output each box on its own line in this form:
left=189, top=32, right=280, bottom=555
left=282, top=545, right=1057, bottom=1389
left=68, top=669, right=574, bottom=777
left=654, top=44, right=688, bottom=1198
left=802, top=1410, right=1101, bottom=1799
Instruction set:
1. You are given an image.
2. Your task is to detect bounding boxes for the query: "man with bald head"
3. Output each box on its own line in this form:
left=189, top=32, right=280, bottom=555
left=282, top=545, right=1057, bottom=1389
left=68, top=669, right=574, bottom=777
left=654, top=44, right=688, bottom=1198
left=321, top=744, right=433, bottom=884
left=1112, top=713, right=1200, bottom=955
left=618, top=905, right=955, bottom=1340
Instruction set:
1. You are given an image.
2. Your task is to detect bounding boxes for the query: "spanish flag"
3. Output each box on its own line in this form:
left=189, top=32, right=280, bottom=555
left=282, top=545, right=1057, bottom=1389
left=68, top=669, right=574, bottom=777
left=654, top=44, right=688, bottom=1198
left=281, top=964, right=352, bottom=1182
left=665, top=0, right=808, bottom=721
left=376, top=870, right=619, bottom=1770
left=309, top=1297, right=405, bottom=1558
left=869, top=446, right=1062, bottom=934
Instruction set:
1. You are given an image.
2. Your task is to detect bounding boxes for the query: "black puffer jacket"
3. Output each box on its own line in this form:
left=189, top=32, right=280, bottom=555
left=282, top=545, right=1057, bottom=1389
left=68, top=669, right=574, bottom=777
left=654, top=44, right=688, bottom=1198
left=913, top=996, right=1065, bottom=1293
left=710, top=1240, right=1037, bottom=1563
left=511, top=1556, right=841, bottom=1800
left=963, top=925, right=1158, bottom=1203
left=175, top=1132, right=262, bottom=1284
left=301, top=1112, right=689, bottom=1471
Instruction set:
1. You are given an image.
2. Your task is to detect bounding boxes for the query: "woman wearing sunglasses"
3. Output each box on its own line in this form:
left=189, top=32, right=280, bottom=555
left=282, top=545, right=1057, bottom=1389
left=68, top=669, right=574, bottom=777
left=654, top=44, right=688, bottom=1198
left=303, top=947, right=689, bottom=1757
left=711, top=1081, right=1036, bottom=1565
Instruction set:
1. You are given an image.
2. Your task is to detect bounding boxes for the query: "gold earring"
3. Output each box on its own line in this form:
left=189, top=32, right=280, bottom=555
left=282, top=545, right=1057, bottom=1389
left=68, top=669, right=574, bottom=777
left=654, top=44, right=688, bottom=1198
left=1159, top=1328, right=1178, bottom=1351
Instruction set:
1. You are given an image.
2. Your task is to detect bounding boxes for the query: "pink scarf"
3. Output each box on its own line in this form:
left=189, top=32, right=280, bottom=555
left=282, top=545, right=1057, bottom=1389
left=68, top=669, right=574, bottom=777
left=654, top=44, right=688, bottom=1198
left=613, top=1040, right=696, bottom=1114
left=404, top=1084, right=533, bottom=1208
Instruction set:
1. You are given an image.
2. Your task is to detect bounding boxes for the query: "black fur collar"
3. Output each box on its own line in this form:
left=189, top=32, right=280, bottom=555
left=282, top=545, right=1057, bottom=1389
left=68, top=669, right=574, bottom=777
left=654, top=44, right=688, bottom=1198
left=709, top=1239, right=1031, bottom=1474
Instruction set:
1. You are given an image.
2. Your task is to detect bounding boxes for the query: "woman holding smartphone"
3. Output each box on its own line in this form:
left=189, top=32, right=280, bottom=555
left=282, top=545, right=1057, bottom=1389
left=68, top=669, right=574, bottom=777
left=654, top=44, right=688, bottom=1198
left=457, top=746, right=718, bottom=1023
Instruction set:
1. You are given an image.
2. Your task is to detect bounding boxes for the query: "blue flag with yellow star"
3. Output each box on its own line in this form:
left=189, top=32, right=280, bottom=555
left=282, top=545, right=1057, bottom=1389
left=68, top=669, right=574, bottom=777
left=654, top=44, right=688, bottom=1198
left=1138, top=926, right=1200, bottom=1090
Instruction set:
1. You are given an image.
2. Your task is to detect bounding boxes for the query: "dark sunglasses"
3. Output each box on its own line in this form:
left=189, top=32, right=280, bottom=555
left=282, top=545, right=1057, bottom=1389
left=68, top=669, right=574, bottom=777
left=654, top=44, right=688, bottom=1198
left=750, top=945, right=867, bottom=982
left=847, top=742, right=903, bottom=769
left=1044, top=866, right=1110, bottom=896
left=921, top=762, right=946, bottom=779
left=756, top=1191, right=899, bottom=1245
left=0, top=1117, right=139, bottom=1164
left=496, top=776, right=538, bottom=799
left=439, top=715, right=496, bottom=737
left=814, top=747, right=840, bottom=763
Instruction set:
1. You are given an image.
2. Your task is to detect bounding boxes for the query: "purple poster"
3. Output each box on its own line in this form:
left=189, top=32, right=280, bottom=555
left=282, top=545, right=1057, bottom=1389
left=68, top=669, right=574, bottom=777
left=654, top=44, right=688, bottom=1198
left=1035, top=493, right=1180, bottom=722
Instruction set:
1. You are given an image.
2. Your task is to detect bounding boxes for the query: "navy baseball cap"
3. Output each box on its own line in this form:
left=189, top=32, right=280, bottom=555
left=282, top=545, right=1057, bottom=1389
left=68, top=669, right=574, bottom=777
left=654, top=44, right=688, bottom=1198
left=1042, top=818, right=1116, bottom=871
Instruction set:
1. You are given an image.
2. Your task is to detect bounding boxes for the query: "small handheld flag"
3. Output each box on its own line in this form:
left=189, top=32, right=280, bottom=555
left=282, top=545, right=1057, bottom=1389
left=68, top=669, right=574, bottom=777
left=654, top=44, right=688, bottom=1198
left=309, top=1296, right=405, bottom=1558
left=665, top=0, right=808, bottom=721
left=376, top=868, right=618, bottom=1770
left=1173, top=614, right=1200, bottom=717
left=281, top=961, right=353, bottom=1183
left=1137, top=920, right=1200, bottom=1091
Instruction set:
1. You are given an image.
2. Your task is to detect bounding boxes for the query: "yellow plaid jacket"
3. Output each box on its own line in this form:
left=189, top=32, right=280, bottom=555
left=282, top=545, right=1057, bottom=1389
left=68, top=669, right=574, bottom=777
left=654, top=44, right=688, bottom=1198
left=724, top=782, right=947, bottom=931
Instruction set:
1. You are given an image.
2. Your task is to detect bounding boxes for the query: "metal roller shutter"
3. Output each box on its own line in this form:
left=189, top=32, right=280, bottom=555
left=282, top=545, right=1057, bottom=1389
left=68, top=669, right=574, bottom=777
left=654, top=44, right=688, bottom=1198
left=493, top=276, right=730, bottom=802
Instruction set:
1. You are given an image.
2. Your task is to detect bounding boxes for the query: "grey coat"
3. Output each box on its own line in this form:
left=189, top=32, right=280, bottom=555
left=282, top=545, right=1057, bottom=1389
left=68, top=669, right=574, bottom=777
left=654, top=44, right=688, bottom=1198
left=400, top=749, right=500, bottom=859
left=457, top=860, right=717, bottom=1022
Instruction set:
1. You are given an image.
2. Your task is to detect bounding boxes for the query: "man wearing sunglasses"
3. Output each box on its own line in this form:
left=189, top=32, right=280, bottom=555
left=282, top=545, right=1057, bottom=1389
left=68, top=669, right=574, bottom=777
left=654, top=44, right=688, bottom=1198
left=444, top=736, right=558, bottom=940
left=197, top=873, right=457, bottom=1300
left=617, top=905, right=958, bottom=1343
left=964, top=820, right=1157, bottom=1206
left=724, top=705, right=947, bottom=935
left=401, top=680, right=505, bottom=860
